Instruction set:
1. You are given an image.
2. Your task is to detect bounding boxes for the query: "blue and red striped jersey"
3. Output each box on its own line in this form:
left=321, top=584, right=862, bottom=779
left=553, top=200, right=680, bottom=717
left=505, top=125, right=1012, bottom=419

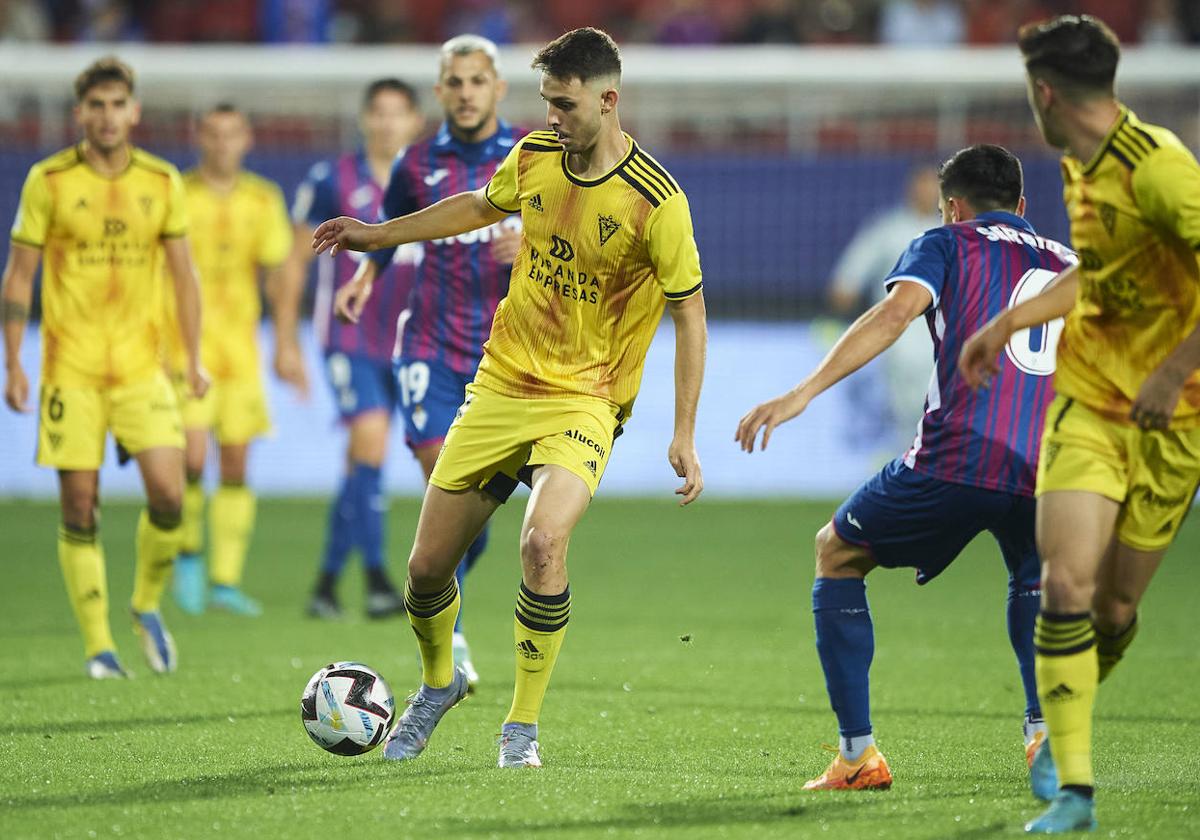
left=369, top=121, right=525, bottom=375
left=292, top=149, right=416, bottom=361
left=886, top=210, right=1075, bottom=496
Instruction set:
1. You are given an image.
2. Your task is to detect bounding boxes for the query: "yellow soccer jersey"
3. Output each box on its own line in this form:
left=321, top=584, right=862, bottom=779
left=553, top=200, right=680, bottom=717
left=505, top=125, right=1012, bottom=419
left=1056, top=107, right=1200, bottom=427
left=161, top=170, right=292, bottom=379
left=11, top=144, right=187, bottom=388
left=480, top=130, right=702, bottom=417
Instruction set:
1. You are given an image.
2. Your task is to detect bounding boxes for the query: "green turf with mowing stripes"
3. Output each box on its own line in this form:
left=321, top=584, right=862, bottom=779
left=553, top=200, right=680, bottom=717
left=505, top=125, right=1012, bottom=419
left=1, top=498, right=1196, bottom=839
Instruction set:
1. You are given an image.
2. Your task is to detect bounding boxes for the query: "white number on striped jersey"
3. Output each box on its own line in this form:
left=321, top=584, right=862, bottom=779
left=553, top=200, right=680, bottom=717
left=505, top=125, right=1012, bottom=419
left=397, top=362, right=430, bottom=407
left=1005, top=268, right=1064, bottom=377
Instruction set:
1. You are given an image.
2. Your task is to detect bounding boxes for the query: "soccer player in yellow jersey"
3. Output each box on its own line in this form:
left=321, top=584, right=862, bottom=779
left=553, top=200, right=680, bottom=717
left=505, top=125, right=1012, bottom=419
left=0, top=57, right=207, bottom=679
left=315, top=27, right=706, bottom=768
left=164, top=104, right=296, bottom=618
left=959, top=16, right=1200, bottom=833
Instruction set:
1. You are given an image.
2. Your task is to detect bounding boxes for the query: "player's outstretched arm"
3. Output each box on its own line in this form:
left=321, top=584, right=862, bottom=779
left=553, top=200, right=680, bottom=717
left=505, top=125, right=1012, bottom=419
left=958, top=264, right=1078, bottom=390
left=312, top=189, right=507, bottom=257
left=272, top=223, right=318, bottom=399
left=1, top=243, right=40, bottom=413
left=668, top=292, right=707, bottom=506
left=333, top=258, right=379, bottom=326
left=162, top=237, right=210, bottom=400
left=736, top=281, right=931, bottom=452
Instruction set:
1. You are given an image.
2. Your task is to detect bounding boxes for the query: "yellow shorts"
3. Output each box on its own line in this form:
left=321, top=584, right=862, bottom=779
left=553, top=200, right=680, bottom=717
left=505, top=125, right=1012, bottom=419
left=1036, top=394, right=1200, bottom=551
left=430, top=383, right=621, bottom=500
left=174, top=373, right=270, bottom=445
left=37, top=372, right=184, bottom=470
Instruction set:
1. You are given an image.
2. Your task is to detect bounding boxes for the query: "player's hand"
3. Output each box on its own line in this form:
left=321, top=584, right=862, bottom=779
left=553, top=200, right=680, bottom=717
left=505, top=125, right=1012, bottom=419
left=274, top=340, right=310, bottom=400
left=312, top=216, right=379, bottom=257
left=334, top=276, right=374, bottom=324
left=668, top=435, right=703, bottom=506
left=187, top=364, right=211, bottom=400
left=735, top=389, right=807, bottom=452
left=958, top=317, right=1008, bottom=390
left=4, top=364, right=30, bottom=413
left=490, top=227, right=522, bottom=265
left=1131, top=362, right=1187, bottom=431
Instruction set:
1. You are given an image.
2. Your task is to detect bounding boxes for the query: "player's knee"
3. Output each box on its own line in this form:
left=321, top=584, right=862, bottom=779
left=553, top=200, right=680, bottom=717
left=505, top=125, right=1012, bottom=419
left=148, top=505, right=182, bottom=531
left=406, top=548, right=453, bottom=591
left=1039, top=562, right=1094, bottom=612
left=146, top=486, right=183, bottom=523
left=61, top=491, right=98, bottom=530
left=1092, top=593, right=1137, bottom=636
left=814, top=523, right=851, bottom=577
left=520, top=527, right=567, bottom=580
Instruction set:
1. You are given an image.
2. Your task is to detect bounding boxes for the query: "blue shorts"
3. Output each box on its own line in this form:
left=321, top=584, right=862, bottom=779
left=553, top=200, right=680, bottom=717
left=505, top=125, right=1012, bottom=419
left=393, top=356, right=477, bottom=451
left=323, top=351, right=398, bottom=421
left=832, top=459, right=1040, bottom=587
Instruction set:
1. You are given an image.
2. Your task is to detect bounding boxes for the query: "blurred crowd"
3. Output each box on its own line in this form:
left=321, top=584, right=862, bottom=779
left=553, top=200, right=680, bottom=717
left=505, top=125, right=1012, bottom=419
left=2, top=0, right=1197, bottom=46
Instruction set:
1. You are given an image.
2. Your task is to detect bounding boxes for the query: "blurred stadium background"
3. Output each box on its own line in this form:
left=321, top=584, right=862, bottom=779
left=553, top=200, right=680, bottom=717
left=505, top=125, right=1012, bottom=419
left=2, top=0, right=1200, bottom=498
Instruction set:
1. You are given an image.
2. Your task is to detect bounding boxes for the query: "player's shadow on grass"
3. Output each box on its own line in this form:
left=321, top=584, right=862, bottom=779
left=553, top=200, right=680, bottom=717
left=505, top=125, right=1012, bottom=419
left=3, top=758, right=418, bottom=811
left=4, top=706, right=294, bottom=738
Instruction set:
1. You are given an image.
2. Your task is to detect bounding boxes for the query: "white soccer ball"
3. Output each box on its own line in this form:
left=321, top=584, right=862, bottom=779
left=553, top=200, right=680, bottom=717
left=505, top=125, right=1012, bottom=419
left=300, top=661, right=396, bottom=755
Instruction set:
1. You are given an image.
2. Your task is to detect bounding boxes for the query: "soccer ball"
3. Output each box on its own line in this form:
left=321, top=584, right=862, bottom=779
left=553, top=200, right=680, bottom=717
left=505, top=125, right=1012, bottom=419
left=300, top=661, right=396, bottom=755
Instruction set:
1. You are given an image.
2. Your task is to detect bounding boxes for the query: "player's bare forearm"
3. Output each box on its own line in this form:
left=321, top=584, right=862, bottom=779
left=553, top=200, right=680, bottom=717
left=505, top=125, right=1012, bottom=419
left=163, top=238, right=202, bottom=362
left=1131, top=321, right=1200, bottom=429
left=313, top=190, right=506, bottom=256
left=959, top=265, right=1077, bottom=390
left=2, top=243, right=40, bottom=411
left=668, top=293, right=706, bottom=505
left=274, top=225, right=315, bottom=345
left=1001, top=264, right=1078, bottom=335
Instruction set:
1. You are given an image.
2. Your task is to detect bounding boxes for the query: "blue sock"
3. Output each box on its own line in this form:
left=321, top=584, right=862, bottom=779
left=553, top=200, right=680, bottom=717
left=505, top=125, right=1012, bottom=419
left=812, top=577, right=874, bottom=740
left=320, top=472, right=357, bottom=578
left=453, top=525, right=490, bottom=632
left=351, top=463, right=385, bottom=571
left=1007, top=576, right=1042, bottom=719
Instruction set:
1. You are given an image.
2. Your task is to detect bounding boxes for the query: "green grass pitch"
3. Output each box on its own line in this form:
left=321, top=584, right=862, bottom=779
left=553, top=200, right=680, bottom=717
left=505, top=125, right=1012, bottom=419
left=1, top=497, right=1196, bottom=839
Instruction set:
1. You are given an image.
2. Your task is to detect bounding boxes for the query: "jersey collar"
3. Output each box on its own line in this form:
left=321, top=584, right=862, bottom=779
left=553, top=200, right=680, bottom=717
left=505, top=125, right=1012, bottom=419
left=1078, top=104, right=1130, bottom=177
left=975, top=210, right=1034, bottom=233
left=560, top=132, right=636, bottom=187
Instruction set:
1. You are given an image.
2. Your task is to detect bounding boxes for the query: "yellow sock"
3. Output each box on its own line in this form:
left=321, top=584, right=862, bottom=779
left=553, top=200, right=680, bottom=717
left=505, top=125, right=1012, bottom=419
left=1096, top=614, right=1138, bottom=683
left=58, top=525, right=115, bottom=657
left=404, top=579, right=460, bottom=688
left=506, top=583, right=570, bottom=725
left=131, top=509, right=182, bottom=613
left=181, top=478, right=205, bottom=556
left=1035, top=611, right=1098, bottom=789
left=209, top=484, right=256, bottom=587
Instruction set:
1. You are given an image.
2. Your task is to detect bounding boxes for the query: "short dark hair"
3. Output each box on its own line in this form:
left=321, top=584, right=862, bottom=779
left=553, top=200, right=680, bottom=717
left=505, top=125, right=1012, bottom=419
left=1018, top=15, right=1120, bottom=98
left=205, top=102, right=241, bottom=117
left=362, top=78, right=419, bottom=110
left=938, top=144, right=1023, bottom=212
left=532, top=27, right=621, bottom=84
left=74, top=56, right=135, bottom=102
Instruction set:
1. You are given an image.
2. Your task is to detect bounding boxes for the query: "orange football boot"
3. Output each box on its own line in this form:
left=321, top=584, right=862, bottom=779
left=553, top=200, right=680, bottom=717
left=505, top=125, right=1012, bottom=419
left=1025, top=729, right=1046, bottom=769
left=803, top=744, right=893, bottom=791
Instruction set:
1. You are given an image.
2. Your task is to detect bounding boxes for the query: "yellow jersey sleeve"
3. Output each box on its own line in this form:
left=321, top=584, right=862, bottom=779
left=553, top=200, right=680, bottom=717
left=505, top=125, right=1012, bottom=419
left=645, top=192, right=702, bottom=299
left=484, top=143, right=521, bottom=214
left=257, top=182, right=293, bottom=267
left=1132, top=145, right=1200, bottom=251
left=11, top=165, right=51, bottom=249
left=163, top=166, right=188, bottom=239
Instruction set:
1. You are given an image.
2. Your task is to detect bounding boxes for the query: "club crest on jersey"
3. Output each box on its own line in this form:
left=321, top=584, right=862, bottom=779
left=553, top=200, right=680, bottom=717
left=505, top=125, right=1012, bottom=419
left=1099, top=203, right=1117, bottom=236
left=528, top=193, right=544, bottom=212
left=598, top=214, right=620, bottom=246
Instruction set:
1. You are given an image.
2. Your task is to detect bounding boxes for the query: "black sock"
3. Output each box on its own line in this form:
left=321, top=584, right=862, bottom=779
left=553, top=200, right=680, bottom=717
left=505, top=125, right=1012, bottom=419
left=1062, top=784, right=1094, bottom=800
